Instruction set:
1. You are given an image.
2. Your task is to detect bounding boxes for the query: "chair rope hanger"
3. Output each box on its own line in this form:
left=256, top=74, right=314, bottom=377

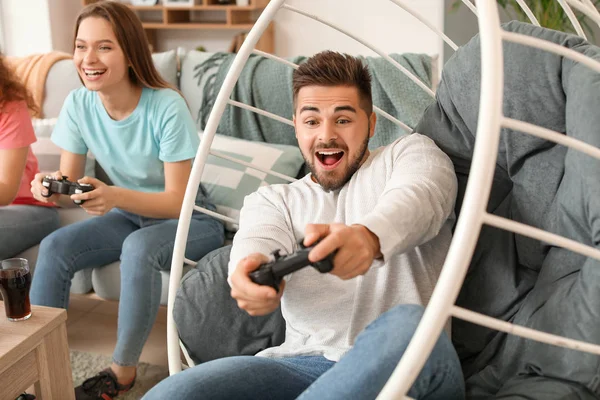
left=165, top=1, right=600, bottom=399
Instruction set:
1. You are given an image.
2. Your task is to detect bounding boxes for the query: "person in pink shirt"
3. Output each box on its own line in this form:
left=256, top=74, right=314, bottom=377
left=0, top=52, right=59, bottom=259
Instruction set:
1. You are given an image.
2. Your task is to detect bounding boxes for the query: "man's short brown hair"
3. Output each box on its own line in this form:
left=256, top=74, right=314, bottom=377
left=292, top=51, right=373, bottom=115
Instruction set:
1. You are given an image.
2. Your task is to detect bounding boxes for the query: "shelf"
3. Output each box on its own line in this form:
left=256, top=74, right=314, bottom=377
left=128, top=4, right=258, bottom=11
left=143, top=22, right=255, bottom=29
left=128, top=5, right=163, bottom=11
left=81, top=0, right=274, bottom=53
left=159, top=5, right=260, bottom=10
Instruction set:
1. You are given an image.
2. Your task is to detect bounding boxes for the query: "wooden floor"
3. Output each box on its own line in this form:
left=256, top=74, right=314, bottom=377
left=66, top=293, right=168, bottom=367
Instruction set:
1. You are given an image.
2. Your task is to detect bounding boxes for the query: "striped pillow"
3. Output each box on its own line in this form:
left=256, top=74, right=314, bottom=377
left=199, top=133, right=305, bottom=231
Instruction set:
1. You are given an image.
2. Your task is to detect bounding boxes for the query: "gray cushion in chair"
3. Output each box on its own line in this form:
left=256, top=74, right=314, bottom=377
left=173, top=245, right=285, bottom=364
left=416, top=21, right=600, bottom=399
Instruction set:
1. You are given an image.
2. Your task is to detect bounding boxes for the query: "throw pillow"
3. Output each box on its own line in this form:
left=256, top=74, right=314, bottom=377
left=151, top=49, right=179, bottom=88
left=199, top=132, right=305, bottom=231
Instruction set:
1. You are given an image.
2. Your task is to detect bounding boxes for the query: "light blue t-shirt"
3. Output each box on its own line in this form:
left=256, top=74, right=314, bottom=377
left=52, top=87, right=199, bottom=192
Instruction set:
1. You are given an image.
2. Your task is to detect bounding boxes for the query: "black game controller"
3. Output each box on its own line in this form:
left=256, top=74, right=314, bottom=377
left=42, top=176, right=93, bottom=205
left=249, top=240, right=336, bottom=292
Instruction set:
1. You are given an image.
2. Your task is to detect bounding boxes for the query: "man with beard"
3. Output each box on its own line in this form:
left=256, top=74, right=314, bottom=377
left=144, top=51, right=464, bottom=400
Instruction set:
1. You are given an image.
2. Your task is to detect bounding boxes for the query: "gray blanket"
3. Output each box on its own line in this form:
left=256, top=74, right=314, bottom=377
left=193, top=52, right=435, bottom=150
left=416, top=21, right=600, bottom=399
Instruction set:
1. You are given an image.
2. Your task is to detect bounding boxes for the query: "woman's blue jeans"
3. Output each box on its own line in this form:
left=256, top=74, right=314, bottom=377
left=143, top=304, right=465, bottom=400
left=30, top=207, right=224, bottom=367
left=0, top=205, right=59, bottom=260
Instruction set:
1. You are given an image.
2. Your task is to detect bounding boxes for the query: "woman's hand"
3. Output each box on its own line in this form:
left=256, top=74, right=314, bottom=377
left=71, top=176, right=119, bottom=216
left=31, top=170, right=63, bottom=204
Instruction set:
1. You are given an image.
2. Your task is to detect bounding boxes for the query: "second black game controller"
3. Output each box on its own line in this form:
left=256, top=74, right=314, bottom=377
left=42, top=175, right=94, bottom=205
left=249, top=240, right=336, bottom=292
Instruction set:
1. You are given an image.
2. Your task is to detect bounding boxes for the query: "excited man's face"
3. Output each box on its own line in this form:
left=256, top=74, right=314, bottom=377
left=294, top=85, right=376, bottom=192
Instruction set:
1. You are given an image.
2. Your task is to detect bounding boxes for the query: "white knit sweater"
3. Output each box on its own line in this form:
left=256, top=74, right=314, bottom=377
left=229, top=133, right=458, bottom=361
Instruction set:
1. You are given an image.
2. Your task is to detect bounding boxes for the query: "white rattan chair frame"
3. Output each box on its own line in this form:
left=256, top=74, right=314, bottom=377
left=165, top=3, right=600, bottom=400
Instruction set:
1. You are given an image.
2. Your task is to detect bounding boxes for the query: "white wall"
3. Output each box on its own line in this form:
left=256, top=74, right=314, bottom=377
left=1, top=0, right=53, bottom=56
left=157, top=0, right=445, bottom=60
left=47, top=0, right=83, bottom=54
left=157, top=28, right=252, bottom=54
left=1, top=0, right=445, bottom=61
left=274, top=0, right=444, bottom=58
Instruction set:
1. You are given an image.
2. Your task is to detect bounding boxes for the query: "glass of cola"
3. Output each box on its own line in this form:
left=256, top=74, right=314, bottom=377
left=0, top=258, right=32, bottom=321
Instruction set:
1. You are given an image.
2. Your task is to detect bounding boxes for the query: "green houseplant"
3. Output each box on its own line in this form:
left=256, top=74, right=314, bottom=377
left=452, top=0, right=600, bottom=40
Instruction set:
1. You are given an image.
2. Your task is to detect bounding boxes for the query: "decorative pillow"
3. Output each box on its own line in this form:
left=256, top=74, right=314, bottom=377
left=179, top=50, right=217, bottom=128
left=151, top=49, right=179, bottom=88
left=174, top=245, right=285, bottom=364
left=199, top=132, right=305, bottom=231
left=31, top=118, right=96, bottom=178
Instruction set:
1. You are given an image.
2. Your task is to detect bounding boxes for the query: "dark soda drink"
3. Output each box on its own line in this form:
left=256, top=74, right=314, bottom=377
left=0, top=259, right=32, bottom=321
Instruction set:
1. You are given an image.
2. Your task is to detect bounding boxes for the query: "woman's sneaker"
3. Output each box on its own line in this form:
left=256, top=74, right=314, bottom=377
left=74, top=368, right=135, bottom=400
left=15, top=394, right=36, bottom=400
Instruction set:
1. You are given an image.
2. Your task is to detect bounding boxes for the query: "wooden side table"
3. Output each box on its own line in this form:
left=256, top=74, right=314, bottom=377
left=0, top=302, right=74, bottom=400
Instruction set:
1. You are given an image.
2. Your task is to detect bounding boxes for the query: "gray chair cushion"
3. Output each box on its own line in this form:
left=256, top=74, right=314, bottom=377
left=173, top=245, right=285, bottom=364
left=416, top=21, right=600, bottom=399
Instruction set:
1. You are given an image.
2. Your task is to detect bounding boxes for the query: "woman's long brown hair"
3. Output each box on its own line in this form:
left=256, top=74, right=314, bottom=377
left=74, top=1, right=175, bottom=91
left=0, top=54, right=38, bottom=114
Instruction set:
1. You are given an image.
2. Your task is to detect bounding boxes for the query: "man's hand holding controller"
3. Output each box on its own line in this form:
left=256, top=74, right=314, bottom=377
left=304, top=223, right=382, bottom=280
left=230, top=253, right=286, bottom=317
left=231, top=223, right=382, bottom=316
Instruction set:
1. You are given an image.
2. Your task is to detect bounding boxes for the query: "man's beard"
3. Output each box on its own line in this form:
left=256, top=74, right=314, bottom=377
left=304, top=133, right=370, bottom=192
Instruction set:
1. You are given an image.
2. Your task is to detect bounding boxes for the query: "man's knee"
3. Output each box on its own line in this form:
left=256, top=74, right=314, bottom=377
left=377, top=305, right=458, bottom=370
left=371, top=304, right=425, bottom=333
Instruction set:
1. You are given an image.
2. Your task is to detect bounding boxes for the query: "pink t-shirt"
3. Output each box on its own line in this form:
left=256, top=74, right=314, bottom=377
left=0, top=100, right=50, bottom=206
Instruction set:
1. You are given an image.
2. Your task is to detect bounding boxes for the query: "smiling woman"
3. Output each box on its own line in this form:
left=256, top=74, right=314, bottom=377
left=26, top=2, right=225, bottom=400
left=72, top=3, right=171, bottom=98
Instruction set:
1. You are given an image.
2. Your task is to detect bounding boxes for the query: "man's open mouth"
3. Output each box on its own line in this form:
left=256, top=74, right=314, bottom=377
left=316, top=150, right=345, bottom=169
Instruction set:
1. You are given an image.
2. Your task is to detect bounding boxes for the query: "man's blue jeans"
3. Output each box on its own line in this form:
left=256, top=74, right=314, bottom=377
left=0, top=205, right=59, bottom=260
left=143, top=304, right=465, bottom=400
left=30, top=208, right=225, bottom=367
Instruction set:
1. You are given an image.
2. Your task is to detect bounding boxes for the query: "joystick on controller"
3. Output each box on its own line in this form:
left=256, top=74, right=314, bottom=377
left=42, top=175, right=94, bottom=205
left=249, top=240, right=336, bottom=292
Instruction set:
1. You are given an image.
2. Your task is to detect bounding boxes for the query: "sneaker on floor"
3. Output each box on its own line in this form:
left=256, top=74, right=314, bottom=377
left=15, top=394, right=36, bottom=400
left=75, top=368, right=135, bottom=400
